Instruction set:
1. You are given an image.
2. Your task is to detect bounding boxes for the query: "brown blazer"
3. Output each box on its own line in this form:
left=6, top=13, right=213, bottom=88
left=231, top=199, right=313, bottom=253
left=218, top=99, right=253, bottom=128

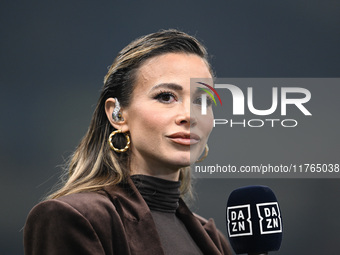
left=24, top=177, right=232, bottom=255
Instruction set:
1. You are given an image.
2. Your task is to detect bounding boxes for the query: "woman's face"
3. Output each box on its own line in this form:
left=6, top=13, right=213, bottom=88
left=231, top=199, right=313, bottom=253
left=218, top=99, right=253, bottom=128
left=108, top=53, right=214, bottom=179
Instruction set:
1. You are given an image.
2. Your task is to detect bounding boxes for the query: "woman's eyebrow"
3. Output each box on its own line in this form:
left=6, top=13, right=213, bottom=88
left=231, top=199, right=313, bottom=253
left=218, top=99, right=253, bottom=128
left=195, top=86, right=213, bottom=94
left=150, top=83, right=183, bottom=92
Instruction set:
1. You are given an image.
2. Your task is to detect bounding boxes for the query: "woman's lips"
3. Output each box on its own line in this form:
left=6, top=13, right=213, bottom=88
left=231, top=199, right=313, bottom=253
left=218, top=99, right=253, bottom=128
left=167, top=132, right=200, bottom=145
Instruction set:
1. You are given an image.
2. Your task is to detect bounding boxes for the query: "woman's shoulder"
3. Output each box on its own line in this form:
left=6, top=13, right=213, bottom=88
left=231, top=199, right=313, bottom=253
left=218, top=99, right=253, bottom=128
left=57, top=190, right=116, bottom=216
left=27, top=190, right=119, bottom=225
left=24, top=191, right=126, bottom=255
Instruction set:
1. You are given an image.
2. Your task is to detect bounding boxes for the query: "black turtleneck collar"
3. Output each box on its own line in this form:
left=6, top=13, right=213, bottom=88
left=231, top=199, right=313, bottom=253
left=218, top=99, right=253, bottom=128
left=130, top=174, right=181, bottom=213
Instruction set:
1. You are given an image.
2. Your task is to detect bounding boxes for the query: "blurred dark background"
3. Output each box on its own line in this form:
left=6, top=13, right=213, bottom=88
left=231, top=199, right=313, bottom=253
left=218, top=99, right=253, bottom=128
left=1, top=1, right=339, bottom=254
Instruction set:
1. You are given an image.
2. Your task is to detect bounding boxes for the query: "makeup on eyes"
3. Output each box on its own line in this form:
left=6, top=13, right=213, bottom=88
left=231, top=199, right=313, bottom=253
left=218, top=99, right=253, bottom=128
left=193, top=87, right=214, bottom=106
left=153, top=90, right=178, bottom=104
left=150, top=83, right=215, bottom=107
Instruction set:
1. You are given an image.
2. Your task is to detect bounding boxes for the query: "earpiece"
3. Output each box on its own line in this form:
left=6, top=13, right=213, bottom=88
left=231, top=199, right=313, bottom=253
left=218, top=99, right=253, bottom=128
left=112, top=98, right=124, bottom=121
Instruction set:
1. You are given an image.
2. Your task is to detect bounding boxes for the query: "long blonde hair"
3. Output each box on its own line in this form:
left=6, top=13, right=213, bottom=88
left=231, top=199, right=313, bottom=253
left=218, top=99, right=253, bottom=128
left=48, top=29, right=212, bottom=199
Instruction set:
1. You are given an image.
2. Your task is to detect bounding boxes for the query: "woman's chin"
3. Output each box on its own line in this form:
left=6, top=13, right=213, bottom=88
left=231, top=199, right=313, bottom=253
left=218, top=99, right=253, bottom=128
left=167, top=150, right=202, bottom=168
left=168, top=155, right=191, bottom=168
left=175, top=156, right=200, bottom=168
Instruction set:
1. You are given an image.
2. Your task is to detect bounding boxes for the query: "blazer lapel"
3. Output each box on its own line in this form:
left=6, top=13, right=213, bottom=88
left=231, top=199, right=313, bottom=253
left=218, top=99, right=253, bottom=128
left=104, top=178, right=165, bottom=255
left=104, top=177, right=225, bottom=255
left=176, top=199, right=223, bottom=255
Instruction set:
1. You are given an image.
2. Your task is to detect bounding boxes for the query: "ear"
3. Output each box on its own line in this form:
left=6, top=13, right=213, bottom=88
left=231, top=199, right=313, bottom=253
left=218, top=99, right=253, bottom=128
left=105, top=98, right=129, bottom=132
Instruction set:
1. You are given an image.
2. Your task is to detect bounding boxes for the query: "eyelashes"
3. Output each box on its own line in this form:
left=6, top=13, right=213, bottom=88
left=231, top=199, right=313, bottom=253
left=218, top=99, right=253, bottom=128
left=193, top=95, right=213, bottom=106
left=154, top=90, right=177, bottom=104
left=153, top=90, right=213, bottom=106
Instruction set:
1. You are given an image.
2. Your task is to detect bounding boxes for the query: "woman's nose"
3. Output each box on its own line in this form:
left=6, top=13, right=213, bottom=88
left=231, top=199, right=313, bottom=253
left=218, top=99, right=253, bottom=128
left=175, top=101, right=197, bottom=127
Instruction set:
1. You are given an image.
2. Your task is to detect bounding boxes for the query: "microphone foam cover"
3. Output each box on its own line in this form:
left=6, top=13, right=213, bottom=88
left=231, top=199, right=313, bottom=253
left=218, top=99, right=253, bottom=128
left=226, top=186, right=282, bottom=254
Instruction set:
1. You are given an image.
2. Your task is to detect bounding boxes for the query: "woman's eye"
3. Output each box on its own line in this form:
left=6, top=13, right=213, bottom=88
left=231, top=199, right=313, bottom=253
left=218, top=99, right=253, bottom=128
left=155, top=92, right=177, bottom=103
left=193, top=95, right=213, bottom=106
left=206, top=96, right=213, bottom=106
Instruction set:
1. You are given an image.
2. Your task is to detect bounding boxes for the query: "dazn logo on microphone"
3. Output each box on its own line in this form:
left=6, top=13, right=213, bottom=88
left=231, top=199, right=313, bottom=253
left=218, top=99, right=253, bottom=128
left=227, top=202, right=282, bottom=237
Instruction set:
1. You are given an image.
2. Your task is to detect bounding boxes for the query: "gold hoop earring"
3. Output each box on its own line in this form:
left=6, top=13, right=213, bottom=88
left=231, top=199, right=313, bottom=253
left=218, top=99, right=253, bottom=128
left=108, top=130, right=130, bottom=153
left=196, top=144, right=209, bottom=163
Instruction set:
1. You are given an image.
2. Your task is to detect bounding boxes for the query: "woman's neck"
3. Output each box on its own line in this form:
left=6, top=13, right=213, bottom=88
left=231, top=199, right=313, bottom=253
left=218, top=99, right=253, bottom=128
left=130, top=174, right=181, bottom=213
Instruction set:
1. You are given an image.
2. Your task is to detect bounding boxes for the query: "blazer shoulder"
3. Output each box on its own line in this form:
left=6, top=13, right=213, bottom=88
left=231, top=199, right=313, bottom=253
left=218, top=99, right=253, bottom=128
left=27, top=191, right=121, bottom=230
left=56, top=190, right=118, bottom=219
left=24, top=192, right=118, bottom=255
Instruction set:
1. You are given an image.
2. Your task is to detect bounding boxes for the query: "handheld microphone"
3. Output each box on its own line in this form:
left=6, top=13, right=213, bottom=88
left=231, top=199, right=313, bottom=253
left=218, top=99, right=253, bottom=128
left=226, top=186, right=282, bottom=255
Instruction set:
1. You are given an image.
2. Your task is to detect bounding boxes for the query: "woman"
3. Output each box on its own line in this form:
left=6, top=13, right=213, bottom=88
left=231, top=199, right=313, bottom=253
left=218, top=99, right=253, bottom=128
left=24, top=29, right=232, bottom=255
